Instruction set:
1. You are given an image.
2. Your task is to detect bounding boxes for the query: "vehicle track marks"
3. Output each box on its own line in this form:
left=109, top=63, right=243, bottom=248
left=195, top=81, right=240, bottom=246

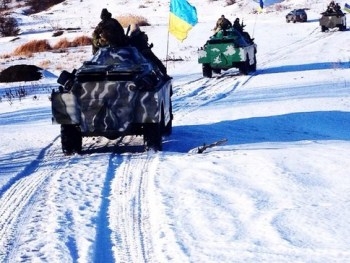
left=258, top=26, right=335, bottom=68
left=93, top=153, right=118, bottom=263
left=0, top=136, right=62, bottom=262
left=109, top=152, right=158, bottom=263
left=172, top=74, right=251, bottom=119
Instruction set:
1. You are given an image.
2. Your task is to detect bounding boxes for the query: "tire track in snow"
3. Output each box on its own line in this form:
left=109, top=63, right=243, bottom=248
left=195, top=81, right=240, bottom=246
left=172, top=74, right=251, bottom=120
left=8, top=144, right=116, bottom=263
left=93, top=153, right=120, bottom=263
left=0, top=136, right=62, bottom=262
left=108, top=152, right=158, bottom=263
left=258, top=26, right=335, bottom=68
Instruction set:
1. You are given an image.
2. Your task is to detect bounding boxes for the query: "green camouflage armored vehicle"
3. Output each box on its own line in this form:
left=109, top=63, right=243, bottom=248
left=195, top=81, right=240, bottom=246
left=198, top=27, right=257, bottom=78
left=320, top=10, right=346, bottom=32
left=51, top=46, right=173, bottom=154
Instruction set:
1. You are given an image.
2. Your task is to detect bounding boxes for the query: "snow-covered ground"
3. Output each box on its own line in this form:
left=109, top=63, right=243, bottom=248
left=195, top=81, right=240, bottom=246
left=1, top=0, right=350, bottom=262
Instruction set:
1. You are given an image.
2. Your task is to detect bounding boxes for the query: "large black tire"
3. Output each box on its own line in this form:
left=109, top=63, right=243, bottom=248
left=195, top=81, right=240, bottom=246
left=161, top=105, right=172, bottom=136
left=321, top=25, right=327, bottom=32
left=61, top=124, right=82, bottom=155
left=250, top=54, right=257, bottom=72
left=212, top=68, right=221, bottom=74
left=144, top=123, right=162, bottom=151
left=202, top=64, right=212, bottom=78
left=239, top=55, right=250, bottom=75
left=338, top=24, right=346, bottom=31
left=164, top=118, right=172, bottom=136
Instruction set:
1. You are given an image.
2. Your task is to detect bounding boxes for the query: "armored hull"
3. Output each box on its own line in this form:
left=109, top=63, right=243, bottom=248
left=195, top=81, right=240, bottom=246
left=51, top=47, right=172, bottom=154
left=198, top=28, right=257, bottom=77
left=320, top=12, right=346, bottom=32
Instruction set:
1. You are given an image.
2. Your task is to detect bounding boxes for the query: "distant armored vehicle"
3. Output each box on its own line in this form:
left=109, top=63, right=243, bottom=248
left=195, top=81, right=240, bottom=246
left=51, top=46, right=173, bottom=154
left=198, top=27, right=257, bottom=78
left=320, top=10, right=346, bottom=32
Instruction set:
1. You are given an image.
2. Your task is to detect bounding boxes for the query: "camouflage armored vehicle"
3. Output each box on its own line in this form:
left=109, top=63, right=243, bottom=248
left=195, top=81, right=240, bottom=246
left=320, top=10, right=346, bottom=32
left=198, top=27, right=257, bottom=78
left=51, top=46, right=173, bottom=154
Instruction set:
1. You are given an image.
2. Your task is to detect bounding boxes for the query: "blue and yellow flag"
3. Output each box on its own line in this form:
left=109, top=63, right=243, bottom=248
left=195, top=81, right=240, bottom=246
left=259, top=0, right=264, bottom=9
left=169, top=0, right=198, bottom=41
left=257, top=0, right=264, bottom=12
left=344, top=3, right=350, bottom=13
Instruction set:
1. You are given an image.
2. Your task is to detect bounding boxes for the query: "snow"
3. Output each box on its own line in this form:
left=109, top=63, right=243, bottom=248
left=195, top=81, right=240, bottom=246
left=1, top=0, right=350, bottom=262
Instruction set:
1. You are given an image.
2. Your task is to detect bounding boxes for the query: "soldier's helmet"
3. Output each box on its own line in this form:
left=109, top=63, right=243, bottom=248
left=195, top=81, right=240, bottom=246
left=100, top=8, right=112, bottom=20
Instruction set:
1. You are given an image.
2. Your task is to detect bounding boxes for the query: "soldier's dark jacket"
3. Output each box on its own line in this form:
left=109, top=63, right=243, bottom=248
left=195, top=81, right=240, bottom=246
left=129, top=26, right=168, bottom=76
left=129, top=28, right=149, bottom=52
left=214, top=16, right=232, bottom=31
left=92, top=9, right=128, bottom=54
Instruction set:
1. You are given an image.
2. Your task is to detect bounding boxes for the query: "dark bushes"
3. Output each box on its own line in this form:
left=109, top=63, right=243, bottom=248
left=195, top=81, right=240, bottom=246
left=0, top=65, right=43, bottom=82
left=0, top=16, right=20, bottom=36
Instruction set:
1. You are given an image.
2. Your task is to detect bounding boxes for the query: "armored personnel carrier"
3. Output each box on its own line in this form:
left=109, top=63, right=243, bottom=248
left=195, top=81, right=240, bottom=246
left=51, top=46, right=173, bottom=154
left=320, top=10, right=346, bottom=32
left=198, top=27, right=257, bottom=78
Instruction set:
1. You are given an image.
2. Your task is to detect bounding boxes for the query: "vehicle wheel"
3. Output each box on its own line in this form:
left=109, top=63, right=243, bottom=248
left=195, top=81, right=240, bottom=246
left=286, top=19, right=290, bottom=23
left=144, top=123, right=162, bottom=151
left=202, top=64, right=212, bottom=78
left=162, top=106, right=172, bottom=136
left=239, top=55, right=250, bottom=75
left=164, top=118, right=172, bottom=136
left=213, top=68, right=221, bottom=74
left=61, top=124, right=82, bottom=155
left=339, top=24, right=346, bottom=31
left=250, top=54, right=257, bottom=72
left=321, top=25, right=327, bottom=32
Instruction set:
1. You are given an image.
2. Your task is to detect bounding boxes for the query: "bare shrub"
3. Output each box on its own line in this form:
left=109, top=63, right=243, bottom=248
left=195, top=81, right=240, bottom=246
left=52, top=36, right=91, bottom=49
left=13, top=40, right=52, bottom=56
left=0, top=16, right=20, bottom=36
left=26, top=0, right=65, bottom=14
left=0, top=65, right=42, bottom=82
left=116, top=14, right=150, bottom=28
left=0, top=53, right=11, bottom=59
left=52, top=38, right=72, bottom=49
left=71, top=35, right=92, bottom=46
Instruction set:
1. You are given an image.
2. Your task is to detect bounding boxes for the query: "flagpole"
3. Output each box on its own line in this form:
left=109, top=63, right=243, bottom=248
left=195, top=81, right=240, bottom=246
left=166, top=5, right=171, bottom=71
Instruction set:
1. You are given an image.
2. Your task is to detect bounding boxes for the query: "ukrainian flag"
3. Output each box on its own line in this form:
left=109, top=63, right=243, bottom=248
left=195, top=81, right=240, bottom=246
left=259, top=0, right=264, bottom=9
left=256, top=0, right=264, bottom=12
left=169, top=0, right=198, bottom=41
left=344, top=3, right=350, bottom=13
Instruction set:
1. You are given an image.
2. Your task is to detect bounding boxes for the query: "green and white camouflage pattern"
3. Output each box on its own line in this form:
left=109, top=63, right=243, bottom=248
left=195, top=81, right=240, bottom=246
left=198, top=28, right=257, bottom=77
left=51, top=46, right=172, bottom=139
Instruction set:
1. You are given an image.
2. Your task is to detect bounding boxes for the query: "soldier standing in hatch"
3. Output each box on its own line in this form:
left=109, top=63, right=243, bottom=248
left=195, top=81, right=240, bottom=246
left=92, top=8, right=128, bottom=54
left=233, top=18, right=244, bottom=32
left=128, top=24, right=169, bottom=78
left=213, top=15, right=232, bottom=33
